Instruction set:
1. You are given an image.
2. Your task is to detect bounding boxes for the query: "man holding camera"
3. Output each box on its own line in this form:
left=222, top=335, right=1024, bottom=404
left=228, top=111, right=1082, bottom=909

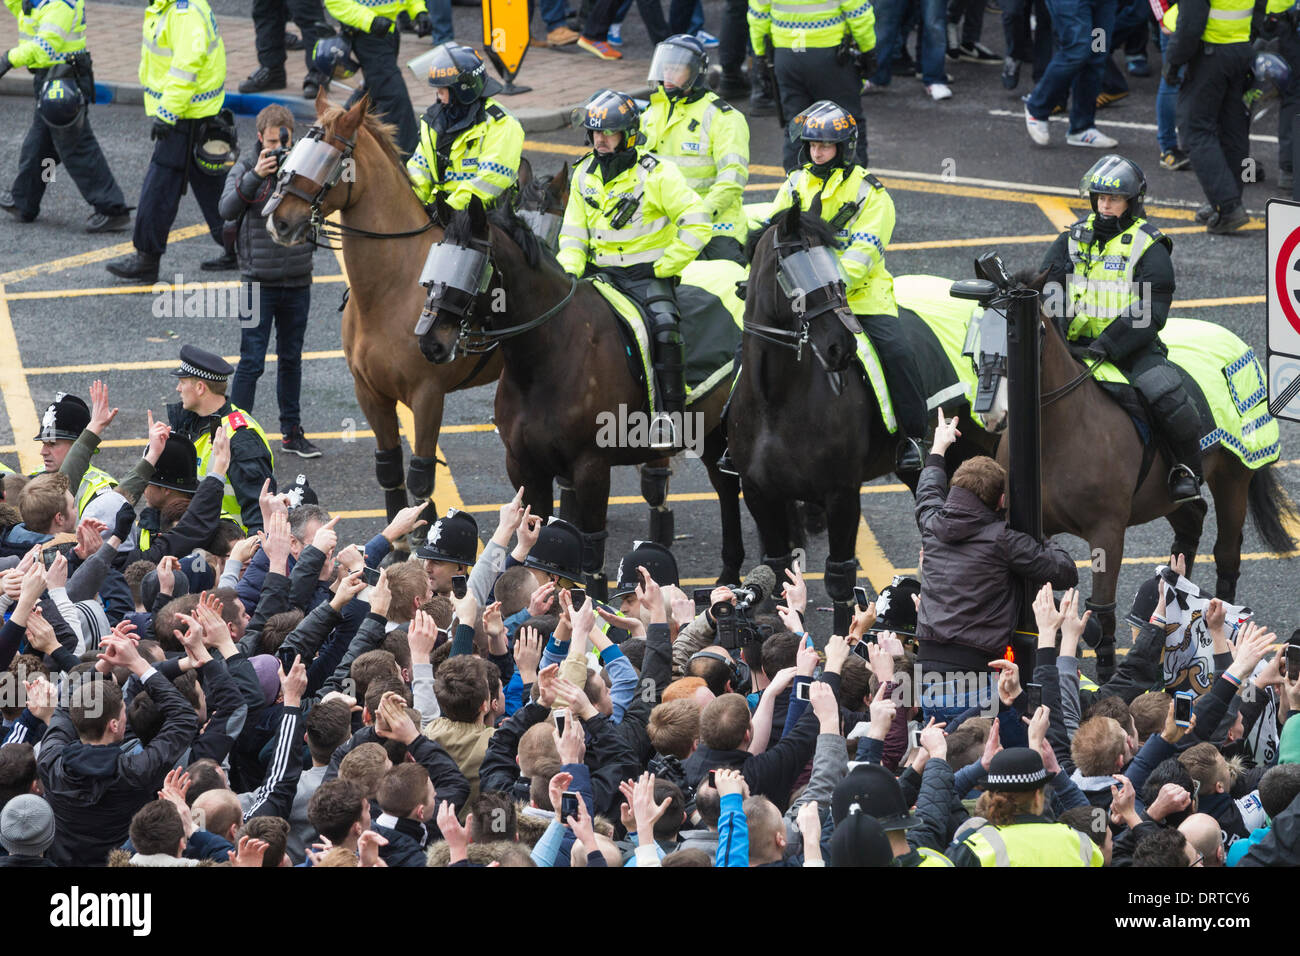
left=0, top=0, right=131, bottom=231
left=219, top=105, right=320, bottom=460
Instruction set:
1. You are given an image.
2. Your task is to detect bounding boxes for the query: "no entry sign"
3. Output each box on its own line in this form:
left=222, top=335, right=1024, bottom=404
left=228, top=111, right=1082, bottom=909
left=1267, top=198, right=1300, bottom=423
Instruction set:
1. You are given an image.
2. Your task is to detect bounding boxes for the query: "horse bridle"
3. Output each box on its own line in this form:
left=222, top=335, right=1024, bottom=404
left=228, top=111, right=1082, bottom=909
left=743, top=235, right=859, bottom=377
left=267, top=122, right=438, bottom=247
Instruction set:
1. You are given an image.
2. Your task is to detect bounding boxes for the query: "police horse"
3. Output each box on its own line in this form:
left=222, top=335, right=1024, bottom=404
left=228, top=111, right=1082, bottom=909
left=266, top=93, right=502, bottom=528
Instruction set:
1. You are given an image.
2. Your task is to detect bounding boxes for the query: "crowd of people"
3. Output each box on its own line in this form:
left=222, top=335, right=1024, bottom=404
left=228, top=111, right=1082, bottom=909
left=0, top=380, right=1296, bottom=869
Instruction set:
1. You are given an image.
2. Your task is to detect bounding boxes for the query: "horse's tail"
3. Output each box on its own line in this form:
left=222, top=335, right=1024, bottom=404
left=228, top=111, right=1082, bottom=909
left=1247, top=461, right=1299, bottom=555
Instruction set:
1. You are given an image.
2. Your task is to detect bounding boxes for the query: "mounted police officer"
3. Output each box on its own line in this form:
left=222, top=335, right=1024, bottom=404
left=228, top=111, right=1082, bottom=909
left=747, top=0, right=877, bottom=171
left=104, top=0, right=232, bottom=283
left=0, top=0, right=131, bottom=231
left=1040, top=155, right=1202, bottom=505
left=641, top=34, right=751, bottom=265
left=406, top=43, right=524, bottom=217
left=31, top=393, right=116, bottom=516
left=166, top=345, right=275, bottom=532
left=767, top=101, right=928, bottom=473
left=558, top=90, right=714, bottom=452
left=321, top=0, right=429, bottom=156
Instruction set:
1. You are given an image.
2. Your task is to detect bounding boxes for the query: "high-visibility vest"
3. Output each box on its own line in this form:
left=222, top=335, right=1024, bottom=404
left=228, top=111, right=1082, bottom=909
left=641, top=89, right=750, bottom=241
left=748, top=0, right=876, bottom=52
left=768, top=162, right=898, bottom=316
left=139, top=0, right=225, bottom=124
left=959, top=821, right=1104, bottom=867
left=322, top=0, right=424, bottom=33
left=558, top=150, right=712, bottom=278
left=191, top=407, right=272, bottom=530
left=407, top=99, right=524, bottom=210
left=1064, top=214, right=1170, bottom=341
left=916, top=846, right=954, bottom=866
left=1163, top=0, right=1254, bottom=41
left=8, top=0, right=88, bottom=70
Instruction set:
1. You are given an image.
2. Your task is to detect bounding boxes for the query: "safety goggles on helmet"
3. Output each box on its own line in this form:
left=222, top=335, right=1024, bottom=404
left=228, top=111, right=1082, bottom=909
left=647, top=38, right=705, bottom=94
left=1078, top=154, right=1145, bottom=201
left=415, top=241, right=493, bottom=333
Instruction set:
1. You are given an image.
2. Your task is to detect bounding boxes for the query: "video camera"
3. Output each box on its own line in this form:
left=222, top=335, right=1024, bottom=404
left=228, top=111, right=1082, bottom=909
left=693, top=565, right=778, bottom=651
left=269, top=126, right=291, bottom=170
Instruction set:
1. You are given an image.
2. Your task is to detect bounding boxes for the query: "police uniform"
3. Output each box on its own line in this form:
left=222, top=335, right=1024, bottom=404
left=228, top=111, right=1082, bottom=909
left=323, top=0, right=425, bottom=156
left=1, top=0, right=130, bottom=229
left=406, top=44, right=524, bottom=213
left=746, top=0, right=876, bottom=170
left=31, top=392, right=117, bottom=517
left=1163, top=0, right=1255, bottom=229
left=242, top=0, right=333, bottom=96
left=1040, top=155, right=1202, bottom=503
left=166, top=345, right=275, bottom=533
left=559, top=90, right=713, bottom=451
left=104, top=0, right=229, bottom=281
left=641, top=36, right=752, bottom=264
left=767, top=102, right=928, bottom=454
left=132, top=431, right=224, bottom=559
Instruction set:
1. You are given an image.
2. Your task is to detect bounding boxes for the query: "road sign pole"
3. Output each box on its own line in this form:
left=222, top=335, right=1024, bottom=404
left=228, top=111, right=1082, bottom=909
left=1005, top=286, right=1042, bottom=676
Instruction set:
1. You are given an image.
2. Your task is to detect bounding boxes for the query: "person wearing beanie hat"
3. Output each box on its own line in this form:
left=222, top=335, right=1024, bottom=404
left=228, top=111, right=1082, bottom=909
left=948, top=746, right=1104, bottom=867
left=0, top=794, right=56, bottom=866
left=249, top=655, right=283, bottom=708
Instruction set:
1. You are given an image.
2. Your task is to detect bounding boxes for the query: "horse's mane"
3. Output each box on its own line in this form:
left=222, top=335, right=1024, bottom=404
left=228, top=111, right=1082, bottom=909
left=445, top=206, right=476, bottom=245
left=489, top=203, right=543, bottom=269
left=318, top=104, right=405, bottom=172
left=744, top=201, right=839, bottom=262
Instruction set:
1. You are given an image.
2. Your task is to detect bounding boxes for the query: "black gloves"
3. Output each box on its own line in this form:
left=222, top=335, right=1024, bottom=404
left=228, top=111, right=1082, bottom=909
left=856, top=49, right=877, bottom=79
left=113, top=501, right=137, bottom=542
left=412, top=10, right=432, bottom=36
left=1161, top=62, right=1181, bottom=86
left=369, top=15, right=393, bottom=35
left=151, top=118, right=174, bottom=141
left=1084, top=341, right=1108, bottom=362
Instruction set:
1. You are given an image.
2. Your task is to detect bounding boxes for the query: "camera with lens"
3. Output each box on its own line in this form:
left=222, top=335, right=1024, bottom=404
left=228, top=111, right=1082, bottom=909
left=269, top=126, right=291, bottom=169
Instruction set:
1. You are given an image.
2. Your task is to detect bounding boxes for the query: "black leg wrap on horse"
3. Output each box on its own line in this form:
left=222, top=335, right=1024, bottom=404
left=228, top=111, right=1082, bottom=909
left=1216, top=573, right=1238, bottom=603
left=555, top=477, right=577, bottom=523
left=823, top=558, right=859, bottom=605
left=1132, top=364, right=1204, bottom=478
left=375, top=446, right=405, bottom=491
left=407, top=455, right=438, bottom=502
left=1086, top=599, right=1119, bottom=684
left=646, top=279, right=686, bottom=416
left=649, top=507, right=674, bottom=547
left=582, top=530, right=609, bottom=601
left=761, top=553, right=796, bottom=592
left=641, top=465, right=671, bottom=509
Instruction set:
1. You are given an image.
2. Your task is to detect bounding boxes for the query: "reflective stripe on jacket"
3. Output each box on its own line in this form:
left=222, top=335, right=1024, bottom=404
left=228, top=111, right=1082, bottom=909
left=406, top=99, right=524, bottom=209
left=140, top=0, right=225, bottom=122
left=748, top=0, right=876, bottom=52
left=6, top=0, right=86, bottom=69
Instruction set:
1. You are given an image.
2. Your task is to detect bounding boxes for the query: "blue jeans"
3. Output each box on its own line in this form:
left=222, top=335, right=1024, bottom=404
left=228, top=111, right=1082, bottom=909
left=1026, top=0, right=1117, bottom=133
left=539, top=0, right=570, bottom=31
left=1156, top=29, right=1179, bottom=152
left=427, top=0, right=453, bottom=42
left=917, top=675, right=999, bottom=726
left=873, top=0, right=947, bottom=85
left=230, top=283, right=311, bottom=434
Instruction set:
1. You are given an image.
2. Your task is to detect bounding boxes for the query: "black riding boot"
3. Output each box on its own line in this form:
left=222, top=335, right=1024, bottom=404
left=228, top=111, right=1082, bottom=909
left=646, top=279, right=687, bottom=450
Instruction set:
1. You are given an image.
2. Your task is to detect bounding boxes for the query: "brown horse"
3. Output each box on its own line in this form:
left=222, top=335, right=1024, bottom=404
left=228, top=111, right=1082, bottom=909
left=978, top=270, right=1298, bottom=678
left=266, top=92, right=501, bottom=526
left=416, top=196, right=745, bottom=597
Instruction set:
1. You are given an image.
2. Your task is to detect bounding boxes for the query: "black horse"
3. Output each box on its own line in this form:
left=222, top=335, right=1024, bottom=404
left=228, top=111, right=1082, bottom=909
left=731, top=201, right=992, bottom=631
left=416, top=196, right=745, bottom=597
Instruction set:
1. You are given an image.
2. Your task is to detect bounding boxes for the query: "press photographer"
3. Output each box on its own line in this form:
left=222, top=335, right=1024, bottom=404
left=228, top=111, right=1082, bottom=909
left=217, top=104, right=321, bottom=461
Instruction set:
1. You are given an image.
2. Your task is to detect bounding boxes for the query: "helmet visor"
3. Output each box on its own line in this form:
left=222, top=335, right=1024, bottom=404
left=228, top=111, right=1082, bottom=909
left=1079, top=154, right=1137, bottom=199
left=776, top=245, right=848, bottom=300
left=648, top=44, right=701, bottom=93
left=419, top=241, right=492, bottom=295
left=278, top=135, right=344, bottom=188
left=408, top=48, right=445, bottom=83
left=519, top=209, right=562, bottom=249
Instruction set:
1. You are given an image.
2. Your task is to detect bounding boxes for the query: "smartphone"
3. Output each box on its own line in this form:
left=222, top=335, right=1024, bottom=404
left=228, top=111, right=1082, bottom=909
left=362, top=566, right=382, bottom=586
left=853, top=586, right=870, bottom=611
left=907, top=721, right=922, bottom=752
left=451, top=574, right=468, bottom=599
left=569, top=586, right=586, bottom=607
left=1287, top=644, right=1300, bottom=677
left=707, top=769, right=717, bottom=789
left=1026, top=682, right=1043, bottom=713
left=560, top=791, right=579, bottom=820
left=852, top=639, right=873, bottom=661
left=1174, top=690, right=1194, bottom=728
left=794, top=681, right=811, bottom=702
left=554, top=708, right=568, bottom=737
left=692, top=588, right=714, bottom=608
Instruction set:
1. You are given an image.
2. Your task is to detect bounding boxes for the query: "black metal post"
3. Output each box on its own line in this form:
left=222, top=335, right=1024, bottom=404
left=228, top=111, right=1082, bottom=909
left=1005, top=287, right=1042, bottom=675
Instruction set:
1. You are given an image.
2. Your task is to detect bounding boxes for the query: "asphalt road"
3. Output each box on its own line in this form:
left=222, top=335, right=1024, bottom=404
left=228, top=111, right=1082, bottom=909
left=0, top=15, right=1296, bottom=667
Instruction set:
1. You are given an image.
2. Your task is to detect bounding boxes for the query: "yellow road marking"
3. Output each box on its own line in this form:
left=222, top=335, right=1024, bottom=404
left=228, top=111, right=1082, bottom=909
left=0, top=284, right=42, bottom=473
left=1035, top=197, right=1078, bottom=232
left=855, top=514, right=896, bottom=594
left=25, top=349, right=348, bottom=376
left=4, top=274, right=346, bottom=301
left=1172, top=295, right=1264, bottom=308
left=0, top=223, right=212, bottom=285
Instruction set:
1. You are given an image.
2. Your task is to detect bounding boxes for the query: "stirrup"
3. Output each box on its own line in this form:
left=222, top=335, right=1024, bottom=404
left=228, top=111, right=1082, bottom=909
left=717, top=446, right=739, bottom=477
left=895, top=437, right=925, bottom=473
left=647, top=412, right=679, bottom=450
left=1168, top=464, right=1203, bottom=505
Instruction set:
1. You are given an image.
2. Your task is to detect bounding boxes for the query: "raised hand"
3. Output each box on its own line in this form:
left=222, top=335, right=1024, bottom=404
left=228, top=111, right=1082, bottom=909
left=228, top=532, right=264, bottom=566
left=144, top=409, right=171, bottom=465
left=1032, top=583, right=1063, bottom=643
left=75, top=518, right=107, bottom=559
left=1058, top=589, right=1091, bottom=654
left=783, top=562, right=808, bottom=614
left=312, top=515, right=340, bottom=554
left=281, top=654, right=308, bottom=707
left=527, top=580, right=555, bottom=617
left=263, top=511, right=292, bottom=574
left=155, top=554, right=179, bottom=597
left=44, top=551, right=68, bottom=590
left=229, top=835, right=269, bottom=867
left=436, top=800, right=470, bottom=863
left=24, top=606, right=59, bottom=656
left=933, top=408, right=961, bottom=455
left=210, top=423, right=231, bottom=477
left=513, top=626, right=543, bottom=684
left=989, top=658, right=1022, bottom=707
left=408, top=608, right=438, bottom=664
left=380, top=502, right=428, bottom=544
left=357, top=829, right=388, bottom=867
left=494, top=486, right=527, bottom=545
left=635, top=566, right=665, bottom=625
left=88, top=379, right=119, bottom=435
left=23, top=674, right=55, bottom=722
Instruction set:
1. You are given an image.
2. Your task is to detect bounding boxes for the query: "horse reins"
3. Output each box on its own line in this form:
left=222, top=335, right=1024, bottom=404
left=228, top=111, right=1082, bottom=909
left=455, top=274, right=579, bottom=353
left=1041, top=353, right=1106, bottom=407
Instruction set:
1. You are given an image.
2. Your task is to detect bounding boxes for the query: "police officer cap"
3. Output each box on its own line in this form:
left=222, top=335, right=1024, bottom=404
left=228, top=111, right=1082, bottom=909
left=611, top=540, right=680, bottom=600
left=831, top=764, right=919, bottom=831
left=147, top=434, right=201, bottom=494
left=984, top=747, right=1049, bottom=792
left=284, top=473, right=319, bottom=509
left=416, top=509, right=480, bottom=566
left=829, top=810, right=894, bottom=867
left=171, top=345, right=234, bottom=382
left=34, top=393, right=90, bottom=443
left=522, top=516, right=586, bottom=584
left=875, top=575, right=920, bottom=635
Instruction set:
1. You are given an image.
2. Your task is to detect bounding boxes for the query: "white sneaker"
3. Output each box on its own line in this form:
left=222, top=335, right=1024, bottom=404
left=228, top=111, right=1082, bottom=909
left=927, top=83, right=952, bottom=101
left=1066, top=127, right=1119, bottom=148
left=1025, top=106, right=1050, bottom=145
